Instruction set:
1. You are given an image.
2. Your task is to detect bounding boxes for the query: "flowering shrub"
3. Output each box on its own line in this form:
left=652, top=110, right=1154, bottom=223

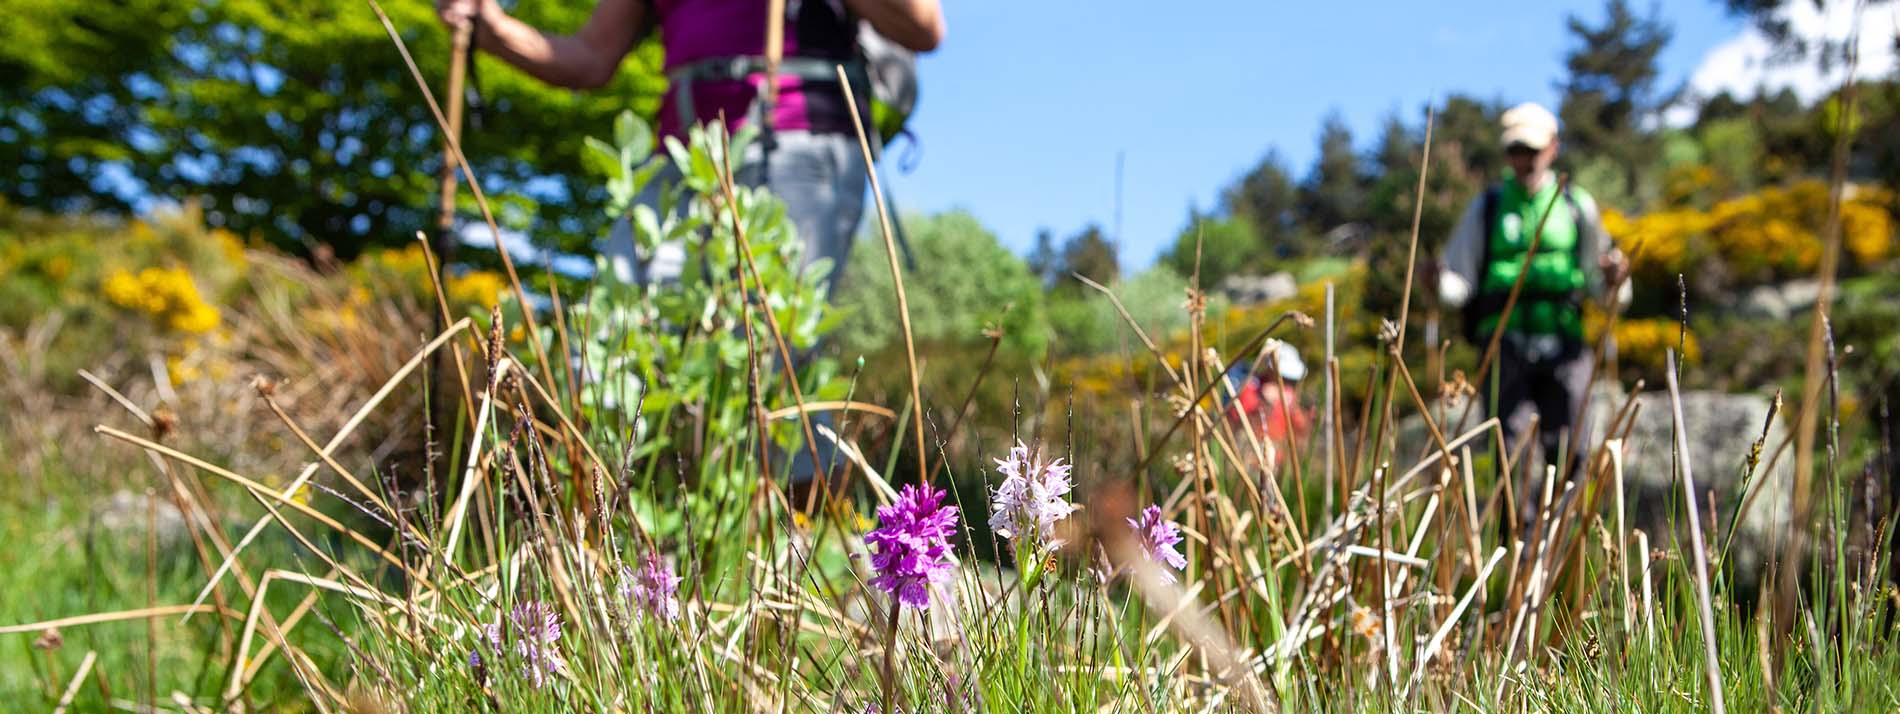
left=102, top=266, right=222, bottom=334
left=1605, top=180, right=1896, bottom=289
left=349, top=243, right=506, bottom=310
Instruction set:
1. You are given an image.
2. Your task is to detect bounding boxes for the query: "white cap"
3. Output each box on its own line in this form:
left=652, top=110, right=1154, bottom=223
left=1264, top=341, right=1306, bottom=382
left=1500, top=102, right=1559, bottom=150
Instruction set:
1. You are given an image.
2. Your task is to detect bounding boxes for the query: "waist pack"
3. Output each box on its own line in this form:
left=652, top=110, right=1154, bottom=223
left=666, top=6, right=917, bottom=151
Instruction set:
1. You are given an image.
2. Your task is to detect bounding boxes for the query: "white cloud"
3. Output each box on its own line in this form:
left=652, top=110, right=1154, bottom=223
left=1667, top=1, right=1897, bottom=125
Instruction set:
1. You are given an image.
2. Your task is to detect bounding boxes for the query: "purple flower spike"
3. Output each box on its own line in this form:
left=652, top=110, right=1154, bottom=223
left=478, top=600, right=566, bottom=689
left=865, top=483, right=960, bottom=609
left=988, top=441, right=1077, bottom=548
left=1127, top=505, right=1188, bottom=583
left=622, top=552, right=683, bottom=622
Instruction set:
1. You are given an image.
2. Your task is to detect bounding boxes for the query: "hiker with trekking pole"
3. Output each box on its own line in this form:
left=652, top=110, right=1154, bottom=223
left=1426, top=102, right=1631, bottom=527
left=433, top=0, right=942, bottom=494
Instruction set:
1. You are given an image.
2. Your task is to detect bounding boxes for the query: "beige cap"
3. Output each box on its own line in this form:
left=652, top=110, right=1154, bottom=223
left=1500, top=102, right=1559, bottom=150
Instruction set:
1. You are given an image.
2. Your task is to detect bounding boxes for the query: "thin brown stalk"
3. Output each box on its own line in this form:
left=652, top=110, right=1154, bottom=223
left=1330, top=281, right=1345, bottom=520
left=362, top=0, right=559, bottom=402
left=1612, top=438, right=1632, bottom=637
left=1374, top=461, right=1397, bottom=689
left=836, top=66, right=928, bottom=487
left=880, top=599, right=899, bottom=714
left=1264, top=350, right=1311, bottom=535
left=1783, top=12, right=1861, bottom=649
left=1393, top=107, right=1436, bottom=349
left=144, top=482, right=157, bottom=710
left=258, top=390, right=405, bottom=536
left=0, top=606, right=240, bottom=635
left=713, top=128, right=829, bottom=515
left=415, top=232, right=480, bottom=425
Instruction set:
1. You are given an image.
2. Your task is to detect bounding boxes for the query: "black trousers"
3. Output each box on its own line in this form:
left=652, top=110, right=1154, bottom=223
left=1488, top=333, right=1592, bottom=528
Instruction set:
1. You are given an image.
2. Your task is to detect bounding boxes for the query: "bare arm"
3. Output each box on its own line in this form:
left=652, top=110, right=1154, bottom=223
left=439, top=0, right=646, bottom=90
left=844, top=0, right=945, bottom=52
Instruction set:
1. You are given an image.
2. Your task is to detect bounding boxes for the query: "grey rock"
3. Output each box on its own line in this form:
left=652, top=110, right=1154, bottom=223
left=1219, top=272, right=1298, bottom=306
left=1741, top=284, right=1792, bottom=320
left=1614, top=389, right=1788, bottom=591
left=1739, top=279, right=1821, bottom=321
left=1778, top=279, right=1822, bottom=314
left=1385, top=385, right=1787, bottom=588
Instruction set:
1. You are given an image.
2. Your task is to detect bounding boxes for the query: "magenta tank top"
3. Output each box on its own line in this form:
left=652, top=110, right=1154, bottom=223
left=653, top=0, right=858, bottom=139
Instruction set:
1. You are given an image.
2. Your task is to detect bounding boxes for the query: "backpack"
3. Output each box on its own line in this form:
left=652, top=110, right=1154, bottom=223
left=779, top=0, right=917, bottom=150
left=1460, top=184, right=1586, bottom=343
left=853, top=21, right=919, bottom=148
left=662, top=2, right=922, bottom=265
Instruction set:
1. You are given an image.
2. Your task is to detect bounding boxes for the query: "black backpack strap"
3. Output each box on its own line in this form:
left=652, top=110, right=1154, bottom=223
left=1463, top=186, right=1501, bottom=342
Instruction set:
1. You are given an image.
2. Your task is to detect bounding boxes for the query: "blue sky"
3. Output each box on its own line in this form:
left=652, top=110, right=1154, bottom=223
left=878, top=1, right=1750, bottom=270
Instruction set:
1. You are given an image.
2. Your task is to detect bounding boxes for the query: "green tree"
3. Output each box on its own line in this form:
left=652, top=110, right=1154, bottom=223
left=1053, top=223, right=1119, bottom=294
left=1371, top=112, right=1418, bottom=187
left=1221, top=149, right=1301, bottom=253
left=1160, top=210, right=1260, bottom=288
left=1027, top=228, right=1060, bottom=289
left=834, top=210, right=1047, bottom=358
left=1699, top=117, right=1766, bottom=195
left=1558, top=0, right=1673, bottom=208
left=0, top=0, right=665, bottom=259
left=1363, top=105, right=1484, bottom=316
left=1045, top=266, right=1194, bottom=357
left=1435, top=93, right=1508, bottom=182
left=1298, top=112, right=1368, bottom=244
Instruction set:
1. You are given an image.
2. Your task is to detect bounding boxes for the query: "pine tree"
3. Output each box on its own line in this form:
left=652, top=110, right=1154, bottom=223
left=1221, top=149, right=1300, bottom=249
left=1027, top=228, right=1059, bottom=289
left=1299, top=113, right=1369, bottom=238
left=1558, top=0, right=1673, bottom=203
left=1053, top=224, right=1119, bottom=294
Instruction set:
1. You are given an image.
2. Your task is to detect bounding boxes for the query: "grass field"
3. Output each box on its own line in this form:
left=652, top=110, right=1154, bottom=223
left=4, top=21, right=1899, bottom=711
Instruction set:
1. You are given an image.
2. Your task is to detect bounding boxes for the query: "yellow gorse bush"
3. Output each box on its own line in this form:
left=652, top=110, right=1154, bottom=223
left=353, top=244, right=506, bottom=309
left=1053, top=265, right=1367, bottom=402
left=1605, top=180, right=1896, bottom=283
left=447, top=269, right=507, bottom=308
left=1584, top=303, right=1698, bottom=375
left=102, top=266, right=221, bottom=334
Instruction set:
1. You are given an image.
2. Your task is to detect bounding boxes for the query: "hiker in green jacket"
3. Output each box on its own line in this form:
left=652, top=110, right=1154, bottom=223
left=1434, top=102, right=1629, bottom=494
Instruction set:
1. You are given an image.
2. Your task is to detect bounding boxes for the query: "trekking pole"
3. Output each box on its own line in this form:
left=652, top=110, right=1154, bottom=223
left=759, top=0, right=785, bottom=177
left=436, top=20, right=472, bottom=246
left=430, top=19, right=473, bottom=477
